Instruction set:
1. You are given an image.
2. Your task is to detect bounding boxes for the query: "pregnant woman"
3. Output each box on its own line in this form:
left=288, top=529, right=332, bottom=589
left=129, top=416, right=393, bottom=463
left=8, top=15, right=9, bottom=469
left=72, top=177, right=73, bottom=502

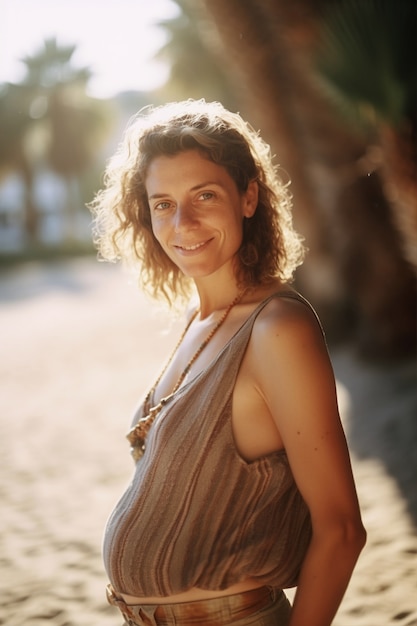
left=90, top=99, right=366, bottom=626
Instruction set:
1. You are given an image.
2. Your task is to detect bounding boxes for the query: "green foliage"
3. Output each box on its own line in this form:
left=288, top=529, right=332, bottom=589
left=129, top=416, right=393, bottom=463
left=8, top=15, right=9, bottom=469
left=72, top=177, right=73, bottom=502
left=316, top=0, right=416, bottom=128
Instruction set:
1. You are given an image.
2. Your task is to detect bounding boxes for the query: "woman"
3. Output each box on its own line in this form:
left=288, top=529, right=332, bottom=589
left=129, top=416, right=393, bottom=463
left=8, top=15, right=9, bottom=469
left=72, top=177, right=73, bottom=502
left=90, top=100, right=366, bottom=626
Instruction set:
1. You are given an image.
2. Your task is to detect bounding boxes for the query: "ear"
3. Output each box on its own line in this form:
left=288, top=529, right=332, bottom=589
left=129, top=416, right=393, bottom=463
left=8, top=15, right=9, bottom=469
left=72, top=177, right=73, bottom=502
left=242, top=180, right=258, bottom=218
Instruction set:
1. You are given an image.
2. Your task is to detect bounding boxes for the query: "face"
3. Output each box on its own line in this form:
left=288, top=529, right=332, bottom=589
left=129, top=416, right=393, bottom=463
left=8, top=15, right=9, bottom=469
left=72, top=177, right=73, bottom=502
left=145, top=150, right=258, bottom=282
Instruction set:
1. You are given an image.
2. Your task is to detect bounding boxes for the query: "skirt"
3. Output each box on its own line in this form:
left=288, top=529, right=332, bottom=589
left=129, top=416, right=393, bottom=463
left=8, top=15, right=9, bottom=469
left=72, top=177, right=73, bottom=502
left=106, top=583, right=292, bottom=625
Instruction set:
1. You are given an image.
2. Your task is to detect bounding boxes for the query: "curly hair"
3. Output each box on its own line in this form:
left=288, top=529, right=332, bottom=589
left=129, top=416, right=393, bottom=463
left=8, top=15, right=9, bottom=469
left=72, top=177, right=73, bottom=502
left=89, top=99, right=305, bottom=304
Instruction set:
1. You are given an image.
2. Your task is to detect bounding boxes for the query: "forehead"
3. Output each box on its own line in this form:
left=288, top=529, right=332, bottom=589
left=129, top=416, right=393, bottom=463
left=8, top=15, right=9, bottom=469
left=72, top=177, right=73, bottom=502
left=145, top=150, right=234, bottom=192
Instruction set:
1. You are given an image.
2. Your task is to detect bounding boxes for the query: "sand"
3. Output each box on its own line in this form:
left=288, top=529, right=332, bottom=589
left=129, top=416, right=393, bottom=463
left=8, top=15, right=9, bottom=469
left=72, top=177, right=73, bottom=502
left=0, top=258, right=416, bottom=626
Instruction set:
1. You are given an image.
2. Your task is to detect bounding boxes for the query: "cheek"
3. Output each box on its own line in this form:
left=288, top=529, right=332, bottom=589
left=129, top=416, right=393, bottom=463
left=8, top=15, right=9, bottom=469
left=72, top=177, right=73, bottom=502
left=150, top=214, right=162, bottom=236
left=150, top=219, right=170, bottom=251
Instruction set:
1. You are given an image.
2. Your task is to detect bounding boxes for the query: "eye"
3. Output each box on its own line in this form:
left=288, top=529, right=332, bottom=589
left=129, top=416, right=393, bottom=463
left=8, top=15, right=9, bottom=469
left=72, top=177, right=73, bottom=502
left=154, top=200, right=172, bottom=211
left=199, top=191, right=214, bottom=201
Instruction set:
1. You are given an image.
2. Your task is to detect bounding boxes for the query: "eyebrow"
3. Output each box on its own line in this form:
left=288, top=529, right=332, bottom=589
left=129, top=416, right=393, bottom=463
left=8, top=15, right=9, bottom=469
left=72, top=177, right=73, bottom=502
left=148, top=180, right=224, bottom=200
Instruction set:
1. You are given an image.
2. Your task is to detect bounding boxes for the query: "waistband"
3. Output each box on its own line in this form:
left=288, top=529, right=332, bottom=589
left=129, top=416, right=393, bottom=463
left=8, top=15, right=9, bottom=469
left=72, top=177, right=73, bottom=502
left=106, top=583, right=283, bottom=625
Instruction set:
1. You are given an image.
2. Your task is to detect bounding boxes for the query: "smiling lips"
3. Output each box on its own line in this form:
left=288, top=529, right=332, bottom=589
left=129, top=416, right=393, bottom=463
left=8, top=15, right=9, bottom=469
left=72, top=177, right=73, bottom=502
left=174, top=239, right=211, bottom=252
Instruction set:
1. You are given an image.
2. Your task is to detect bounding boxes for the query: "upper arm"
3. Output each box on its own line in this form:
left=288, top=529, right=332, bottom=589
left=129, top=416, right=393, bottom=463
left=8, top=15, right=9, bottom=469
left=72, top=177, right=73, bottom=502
left=251, top=299, right=362, bottom=531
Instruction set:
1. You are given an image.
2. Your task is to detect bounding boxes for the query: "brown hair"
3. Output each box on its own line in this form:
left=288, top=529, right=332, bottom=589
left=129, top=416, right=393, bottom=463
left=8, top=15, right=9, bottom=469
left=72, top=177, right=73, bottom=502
left=90, top=99, right=305, bottom=303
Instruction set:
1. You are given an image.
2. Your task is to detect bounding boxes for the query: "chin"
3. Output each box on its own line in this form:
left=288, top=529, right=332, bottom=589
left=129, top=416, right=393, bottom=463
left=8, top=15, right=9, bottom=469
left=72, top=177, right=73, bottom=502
left=173, top=259, right=217, bottom=277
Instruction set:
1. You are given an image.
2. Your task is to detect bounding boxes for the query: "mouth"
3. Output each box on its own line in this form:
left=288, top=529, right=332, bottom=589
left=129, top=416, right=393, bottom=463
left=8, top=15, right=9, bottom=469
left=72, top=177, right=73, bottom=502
left=174, top=239, right=211, bottom=252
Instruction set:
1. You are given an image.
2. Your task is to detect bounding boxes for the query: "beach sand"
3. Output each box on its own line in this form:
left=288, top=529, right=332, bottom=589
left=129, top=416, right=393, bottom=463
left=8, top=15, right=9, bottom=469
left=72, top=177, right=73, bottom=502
left=0, top=258, right=416, bottom=626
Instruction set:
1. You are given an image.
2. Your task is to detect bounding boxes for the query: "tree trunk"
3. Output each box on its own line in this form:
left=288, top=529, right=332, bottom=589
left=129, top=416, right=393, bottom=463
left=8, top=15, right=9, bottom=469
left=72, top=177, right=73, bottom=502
left=20, top=152, right=39, bottom=245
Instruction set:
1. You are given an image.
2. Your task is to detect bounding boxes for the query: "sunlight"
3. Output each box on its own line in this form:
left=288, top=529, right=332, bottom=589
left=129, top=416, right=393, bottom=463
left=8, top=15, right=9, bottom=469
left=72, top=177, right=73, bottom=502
left=0, top=0, right=179, bottom=97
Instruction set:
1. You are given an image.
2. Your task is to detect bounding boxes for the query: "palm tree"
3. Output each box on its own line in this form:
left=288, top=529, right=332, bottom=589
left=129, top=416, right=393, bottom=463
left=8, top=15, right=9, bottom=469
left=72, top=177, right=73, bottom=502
left=19, top=37, right=105, bottom=241
left=20, top=38, right=91, bottom=90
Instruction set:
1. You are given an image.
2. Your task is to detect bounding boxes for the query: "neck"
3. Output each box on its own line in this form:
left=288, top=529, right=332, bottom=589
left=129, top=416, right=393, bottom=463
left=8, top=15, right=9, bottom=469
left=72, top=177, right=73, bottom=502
left=197, top=290, right=245, bottom=319
left=195, top=276, right=247, bottom=319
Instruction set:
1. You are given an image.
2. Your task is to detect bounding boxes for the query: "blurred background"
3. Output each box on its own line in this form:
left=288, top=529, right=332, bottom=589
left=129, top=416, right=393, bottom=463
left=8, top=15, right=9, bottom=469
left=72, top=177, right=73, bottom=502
left=0, top=1, right=416, bottom=625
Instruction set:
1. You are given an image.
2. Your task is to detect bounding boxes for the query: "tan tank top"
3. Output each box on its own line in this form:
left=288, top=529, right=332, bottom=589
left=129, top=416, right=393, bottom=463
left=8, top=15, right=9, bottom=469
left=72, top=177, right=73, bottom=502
left=103, top=292, right=314, bottom=597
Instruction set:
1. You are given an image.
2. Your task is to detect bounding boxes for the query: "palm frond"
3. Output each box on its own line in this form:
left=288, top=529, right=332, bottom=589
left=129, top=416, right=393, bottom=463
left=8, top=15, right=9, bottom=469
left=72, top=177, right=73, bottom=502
left=316, top=0, right=416, bottom=127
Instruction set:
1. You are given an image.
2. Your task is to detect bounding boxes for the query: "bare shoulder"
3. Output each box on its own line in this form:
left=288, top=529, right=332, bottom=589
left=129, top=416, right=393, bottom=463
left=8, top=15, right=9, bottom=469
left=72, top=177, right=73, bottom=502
left=245, top=291, right=338, bottom=429
left=245, top=291, right=340, bottom=452
left=250, top=292, right=327, bottom=363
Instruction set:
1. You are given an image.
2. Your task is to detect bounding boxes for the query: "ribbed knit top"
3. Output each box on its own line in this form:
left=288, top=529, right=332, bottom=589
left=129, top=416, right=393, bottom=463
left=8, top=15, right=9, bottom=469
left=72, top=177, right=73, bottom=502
left=103, top=292, right=313, bottom=597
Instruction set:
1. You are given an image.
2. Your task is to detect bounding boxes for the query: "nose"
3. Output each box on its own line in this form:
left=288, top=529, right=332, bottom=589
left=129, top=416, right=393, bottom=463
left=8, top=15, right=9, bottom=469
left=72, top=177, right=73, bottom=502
left=174, top=201, right=198, bottom=232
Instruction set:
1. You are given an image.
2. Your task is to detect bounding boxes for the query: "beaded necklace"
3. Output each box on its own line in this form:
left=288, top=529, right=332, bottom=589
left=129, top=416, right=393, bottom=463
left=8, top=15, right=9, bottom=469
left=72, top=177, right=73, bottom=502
left=127, top=289, right=247, bottom=461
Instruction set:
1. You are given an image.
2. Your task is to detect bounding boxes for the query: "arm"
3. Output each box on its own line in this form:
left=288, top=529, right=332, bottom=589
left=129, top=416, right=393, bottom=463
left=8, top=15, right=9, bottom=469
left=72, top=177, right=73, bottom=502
left=251, top=298, right=366, bottom=626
